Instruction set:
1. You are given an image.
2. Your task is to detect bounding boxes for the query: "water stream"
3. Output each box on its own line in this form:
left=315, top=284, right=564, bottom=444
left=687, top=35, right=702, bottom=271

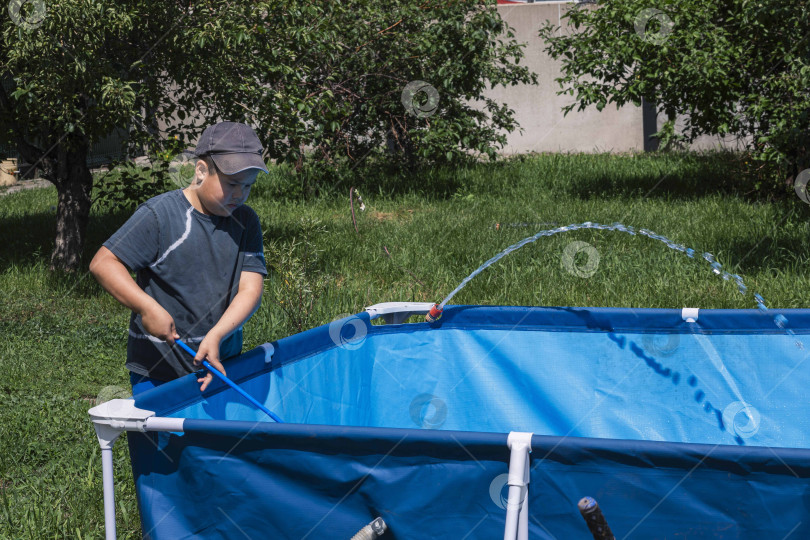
left=440, top=221, right=801, bottom=350
left=440, top=221, right=803, bottom=432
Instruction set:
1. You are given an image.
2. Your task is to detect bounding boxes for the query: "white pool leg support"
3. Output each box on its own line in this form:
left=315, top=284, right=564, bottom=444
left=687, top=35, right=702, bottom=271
left=88, top=399, right=161, bottom=540
left=92, top=418, right=127, bottom=540
left=102, top=448, right=116, bottom=538
left=503, top=432, right=533, bottom=540
left=517, top=480, right=529, bottom=540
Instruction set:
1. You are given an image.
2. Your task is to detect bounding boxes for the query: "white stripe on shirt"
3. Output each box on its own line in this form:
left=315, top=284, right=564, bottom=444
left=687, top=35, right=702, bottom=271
left=150, top=206, right=194, bottom=267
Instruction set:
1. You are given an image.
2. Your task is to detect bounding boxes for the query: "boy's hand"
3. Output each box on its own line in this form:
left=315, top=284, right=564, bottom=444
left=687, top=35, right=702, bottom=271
left=195, top=333, right=226, bottom=392
left=140, top=304, right=180, bottom=343
left=90, top=247, right=180, bottom=345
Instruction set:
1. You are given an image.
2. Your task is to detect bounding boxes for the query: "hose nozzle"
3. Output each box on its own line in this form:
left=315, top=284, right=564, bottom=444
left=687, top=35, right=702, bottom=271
left=425, top=303, right=443, bottom=323
left=578, top=496, right=615, bottom=540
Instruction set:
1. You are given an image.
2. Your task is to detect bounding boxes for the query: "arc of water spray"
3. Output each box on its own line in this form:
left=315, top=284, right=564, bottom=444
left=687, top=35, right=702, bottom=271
left=438, top=221, right=800, bottom=349
left=439, top=222, right=690, bottom=309
left=436, top=221, right=804, bottom=429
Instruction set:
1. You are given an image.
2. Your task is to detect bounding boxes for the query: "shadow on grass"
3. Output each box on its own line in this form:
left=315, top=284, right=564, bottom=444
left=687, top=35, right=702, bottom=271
left=3, top=152, right=809, bottom=283
left=0, top=207, right=132, bottom=282
left=722, top=231, right=810, bottom=272
left=563, top=153, right=735, bottom=200
left=254, top=157, right=470, bottom=201
left=355, top=162, right=466, bottom=199
left=556, top=151, right=797, bottom=203
left=268, top=151, right=798, bottom=204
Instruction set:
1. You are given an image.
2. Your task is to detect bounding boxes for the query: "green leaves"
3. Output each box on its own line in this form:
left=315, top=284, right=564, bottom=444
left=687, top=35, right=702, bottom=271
left=539, top=0, right=810, bottom=184
left=186, top=0, right=537, bottom=176
left=1, top=0, right=193, bottom=153
left=1, top=0, right=537, bottom=200
left=99, top=77, right=135, bottom=111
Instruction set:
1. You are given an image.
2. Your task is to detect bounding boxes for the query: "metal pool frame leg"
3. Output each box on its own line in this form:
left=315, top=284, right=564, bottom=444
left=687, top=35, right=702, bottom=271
left=88, top=399, right=181, bottom=539
left=504, top=432, right=533, bottom=540
left=94, top=423, right=120, bottom=540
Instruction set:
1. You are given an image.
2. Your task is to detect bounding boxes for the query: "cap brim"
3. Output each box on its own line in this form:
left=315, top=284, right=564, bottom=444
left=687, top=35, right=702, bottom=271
left=210, top=153, right=269, bottom=175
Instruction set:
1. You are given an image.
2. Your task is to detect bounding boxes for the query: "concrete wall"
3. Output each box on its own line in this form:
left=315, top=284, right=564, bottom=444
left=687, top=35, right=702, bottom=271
left=489, top=2, right=741, bottom=154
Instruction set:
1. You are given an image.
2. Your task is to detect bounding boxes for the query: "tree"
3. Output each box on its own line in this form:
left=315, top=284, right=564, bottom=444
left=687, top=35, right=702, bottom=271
left=1, top=0, right=193, bottom=270
left=173, top=0, right=537, bottom=178
left=538, top=0, right=810, bottom=187
left=1, top=0, right=536, bottom=270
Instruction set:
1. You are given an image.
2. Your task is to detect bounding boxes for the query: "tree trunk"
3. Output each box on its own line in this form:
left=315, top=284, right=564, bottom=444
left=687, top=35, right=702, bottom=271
left=386, top=118, right=415, bottom=166
left=50, top=139, right=93, bottom=272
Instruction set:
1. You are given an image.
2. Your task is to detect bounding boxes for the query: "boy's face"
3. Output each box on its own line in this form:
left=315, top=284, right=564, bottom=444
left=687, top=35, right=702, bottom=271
left=191, top=158, right=259, bottom=217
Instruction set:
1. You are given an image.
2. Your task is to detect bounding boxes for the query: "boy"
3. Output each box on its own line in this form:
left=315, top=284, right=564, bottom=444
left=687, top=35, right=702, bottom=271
left=90, top=122, right=268, bottom=393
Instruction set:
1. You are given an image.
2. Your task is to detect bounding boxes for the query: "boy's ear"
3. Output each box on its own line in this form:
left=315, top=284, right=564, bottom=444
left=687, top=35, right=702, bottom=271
left=193, top=159, right=208, bottom=187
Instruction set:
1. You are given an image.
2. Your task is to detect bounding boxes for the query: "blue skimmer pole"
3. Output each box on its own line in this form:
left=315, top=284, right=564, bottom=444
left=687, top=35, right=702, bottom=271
left=175, top=339, right=284, bottom=423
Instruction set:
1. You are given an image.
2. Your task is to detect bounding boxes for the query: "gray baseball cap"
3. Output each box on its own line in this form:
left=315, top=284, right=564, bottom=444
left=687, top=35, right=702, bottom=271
left=194, top=121, right=269, bottom=175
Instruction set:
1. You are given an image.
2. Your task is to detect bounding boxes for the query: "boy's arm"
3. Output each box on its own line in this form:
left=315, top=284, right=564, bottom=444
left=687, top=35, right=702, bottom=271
left=89, top=246, right=180, bottom=343
left=194, top=271, right=264, bottom=391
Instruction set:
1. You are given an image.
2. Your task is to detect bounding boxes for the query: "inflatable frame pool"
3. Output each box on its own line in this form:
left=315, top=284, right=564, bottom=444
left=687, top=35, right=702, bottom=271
left=89, top=302, right=810, bottom=539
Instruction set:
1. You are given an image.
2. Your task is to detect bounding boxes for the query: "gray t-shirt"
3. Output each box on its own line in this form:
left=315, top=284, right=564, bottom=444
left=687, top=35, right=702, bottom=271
left=103, top=189, right=267, bottom=381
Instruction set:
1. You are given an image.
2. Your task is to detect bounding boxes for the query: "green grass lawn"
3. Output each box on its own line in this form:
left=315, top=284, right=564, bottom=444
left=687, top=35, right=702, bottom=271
left=1, top=151, right=809, bottom=538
